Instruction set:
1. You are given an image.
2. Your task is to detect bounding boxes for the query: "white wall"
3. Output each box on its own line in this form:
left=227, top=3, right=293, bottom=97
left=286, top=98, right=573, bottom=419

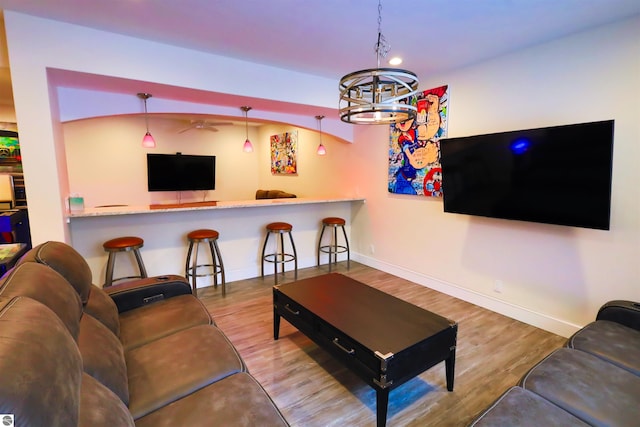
left=255, top=124, right=356, bottom=198
left=64, top=116, right=260, bottom=206
left=63, top=116, right=353, bottom=206
left=63, top=115, right=357, bottom=285
left=3, top=11, right=340, bottom=244
left=4, top=10, right=640, bottom=336
left=349, top=16, right=640, bottom=335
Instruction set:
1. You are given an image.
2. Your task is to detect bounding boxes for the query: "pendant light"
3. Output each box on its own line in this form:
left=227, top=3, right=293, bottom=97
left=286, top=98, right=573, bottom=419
left=338, top=0, right=420, bottom=125
left=315, top=115, right=326, bottom=156
left=241, top=106, right=253, bottom=152
left=137, top=92, right=156, bottom=148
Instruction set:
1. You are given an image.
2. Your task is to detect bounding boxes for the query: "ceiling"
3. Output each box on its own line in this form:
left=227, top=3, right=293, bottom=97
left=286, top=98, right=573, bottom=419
left=1, top=0, right=640, bottom=124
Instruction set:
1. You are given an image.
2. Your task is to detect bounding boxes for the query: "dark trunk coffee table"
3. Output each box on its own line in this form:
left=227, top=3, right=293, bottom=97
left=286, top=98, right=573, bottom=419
left=273, top=273, right=457, bottom=427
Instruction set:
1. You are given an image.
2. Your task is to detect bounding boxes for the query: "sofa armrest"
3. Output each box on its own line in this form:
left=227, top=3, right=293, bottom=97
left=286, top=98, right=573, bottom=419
left=104, top=275, right=193, bottom=313
left=596, top=300, right=640, bottom=331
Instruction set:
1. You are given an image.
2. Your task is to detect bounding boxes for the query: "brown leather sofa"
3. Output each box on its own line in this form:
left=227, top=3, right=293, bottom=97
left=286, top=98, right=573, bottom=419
left=469, top=300, right=640, bottom=426
left=255, top=189, right=297, bottom=199
left=0, top=241, right=289, bottom=426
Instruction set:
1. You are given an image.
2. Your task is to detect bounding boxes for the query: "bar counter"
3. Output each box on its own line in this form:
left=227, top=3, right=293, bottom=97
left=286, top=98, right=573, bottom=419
left=68, top=197, right=364, bottom=218
left=67, top=197, right=365, bottom=290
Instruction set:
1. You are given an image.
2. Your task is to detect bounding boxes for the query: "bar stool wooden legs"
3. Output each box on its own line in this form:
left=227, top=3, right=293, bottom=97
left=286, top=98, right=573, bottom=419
left=317, top=217, right=350, bottom=272
left=185, top=229, right=226, bottom=297
left=261, top=222, right=297, bottom=285
left=103, top=236, right=148, bottom=287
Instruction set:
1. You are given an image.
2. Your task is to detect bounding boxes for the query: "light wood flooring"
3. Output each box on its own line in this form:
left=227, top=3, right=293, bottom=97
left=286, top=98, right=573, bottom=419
left=198, top=262, right=566, bottom=427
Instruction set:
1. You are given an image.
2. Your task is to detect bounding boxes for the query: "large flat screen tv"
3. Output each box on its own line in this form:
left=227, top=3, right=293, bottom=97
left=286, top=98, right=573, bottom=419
left=147, top=153, right=215, bottom=192
left=440, top=120, right=614, bottom=230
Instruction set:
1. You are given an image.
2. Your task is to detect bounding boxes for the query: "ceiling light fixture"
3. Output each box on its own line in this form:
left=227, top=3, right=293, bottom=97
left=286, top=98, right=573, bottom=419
left=338, top=0, right=420, bottom=125
left=241, top=106, right=253, bottom=152
left=137, top=93, right=156, bottom=148
left=315, top=115, right=326, bottom=156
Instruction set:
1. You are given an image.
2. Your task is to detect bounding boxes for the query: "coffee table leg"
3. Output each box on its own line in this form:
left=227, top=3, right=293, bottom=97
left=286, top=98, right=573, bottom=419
left=274, top=309, right=281, bottom=340
left=376, top=388, right=389, bottom=427
left=445, top=347, right=456, bottom=391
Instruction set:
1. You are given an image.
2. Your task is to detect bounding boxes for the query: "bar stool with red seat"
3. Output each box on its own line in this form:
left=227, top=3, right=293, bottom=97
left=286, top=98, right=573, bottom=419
left=102, top=236, right=148, bottom=287
left=185, top=229, right=226, bottom=297
left=261, top=222, right=297, bottom=285
left=317, top=217, right=350, bottom=272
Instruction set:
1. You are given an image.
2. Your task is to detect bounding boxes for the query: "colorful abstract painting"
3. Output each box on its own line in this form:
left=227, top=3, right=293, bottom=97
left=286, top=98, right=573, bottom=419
left=0, top=132, right=20, bottom=163
left=388, top=85, right=449, bottom=197
left=270, top=130, right=298, bottom=174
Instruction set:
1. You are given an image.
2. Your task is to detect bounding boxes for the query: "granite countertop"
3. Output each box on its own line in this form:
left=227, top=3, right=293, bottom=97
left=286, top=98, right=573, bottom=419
left=68, top=197, right=366, bottom=218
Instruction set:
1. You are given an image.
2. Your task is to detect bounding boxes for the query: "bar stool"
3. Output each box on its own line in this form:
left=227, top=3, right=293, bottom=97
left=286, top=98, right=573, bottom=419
left=317, top=217, right=350, bottom=272
left=261, top=222, right=297, bottom=285
left=185, top=229, right=226, bottom=297
left=103, top=236, right=148, bottom=287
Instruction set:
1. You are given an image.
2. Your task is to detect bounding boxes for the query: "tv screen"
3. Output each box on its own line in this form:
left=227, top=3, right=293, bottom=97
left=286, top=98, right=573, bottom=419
left=440, top=120, right=614, bottom=230
left=147, top=153, right=215, bottom=192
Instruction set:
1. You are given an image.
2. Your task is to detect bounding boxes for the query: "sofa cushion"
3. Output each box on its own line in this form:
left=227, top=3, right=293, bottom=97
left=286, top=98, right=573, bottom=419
left=84, top=283, right=121, bottom=336
left=0, top=262, right=83, bottom=339
left=567, top=319, right=640, bottom=375
left=79, top=373, right=135, bottom=427
left=0, top=296, right=82, bottom=427
left=20, top=242, right=213, bottom=347
left=15, top=241, right=123, bottom=337
left=78, top=313, right=129, bottom=405
left=135, top=372, right=289, bottom=427
left=521, top=348, right=640, bottom=427
left=119, top=294, right=212, bottom=351
left=469, top=386, right=589, bottom=427
left=126, top=324, right=245, bottom=419
left=17, top=241, right=94, bottom=304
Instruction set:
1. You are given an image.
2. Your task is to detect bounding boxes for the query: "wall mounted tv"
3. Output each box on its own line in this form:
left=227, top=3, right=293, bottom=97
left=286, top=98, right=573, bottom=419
left=147, top=153, right=215, bottom=192
left=440, top=120, right=614, bottom=230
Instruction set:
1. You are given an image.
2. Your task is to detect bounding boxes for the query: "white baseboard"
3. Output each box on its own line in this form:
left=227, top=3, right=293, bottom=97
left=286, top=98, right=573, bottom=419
left=352, top=253, right=581, bottom=338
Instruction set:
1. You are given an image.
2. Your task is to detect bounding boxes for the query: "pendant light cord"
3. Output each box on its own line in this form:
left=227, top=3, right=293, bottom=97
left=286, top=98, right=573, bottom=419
left=317, top=115, right=323, bottom=142
left=143, top=98, right=150, bottom=133
left=244, top=110, right=249, bottom=139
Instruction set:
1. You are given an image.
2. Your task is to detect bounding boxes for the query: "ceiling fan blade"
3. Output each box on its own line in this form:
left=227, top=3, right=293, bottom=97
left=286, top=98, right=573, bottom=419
left=174, top=119, right=234, bottom=133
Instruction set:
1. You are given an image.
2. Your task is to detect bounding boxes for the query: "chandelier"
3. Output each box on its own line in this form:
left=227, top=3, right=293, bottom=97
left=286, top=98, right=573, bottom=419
left=338, top=0, right=420, bottom=125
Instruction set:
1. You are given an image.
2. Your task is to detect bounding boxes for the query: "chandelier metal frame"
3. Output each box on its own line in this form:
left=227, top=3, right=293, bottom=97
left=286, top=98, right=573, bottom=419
left=338, top=0, right=420, bottom=125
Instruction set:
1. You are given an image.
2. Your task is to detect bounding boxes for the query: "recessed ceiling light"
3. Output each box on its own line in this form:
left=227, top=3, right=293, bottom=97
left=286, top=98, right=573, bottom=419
left=388, top=57, right=403, bottom=66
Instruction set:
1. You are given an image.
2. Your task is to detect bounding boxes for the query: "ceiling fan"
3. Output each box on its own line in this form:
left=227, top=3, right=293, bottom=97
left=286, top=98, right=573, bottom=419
left=177, top=120, right=233, bottom=133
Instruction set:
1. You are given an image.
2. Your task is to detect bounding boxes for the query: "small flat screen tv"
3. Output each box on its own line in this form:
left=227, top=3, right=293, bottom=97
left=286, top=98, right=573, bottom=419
left=440, top=120, right=614, bottom=230
left=147, top=153, right=215, bottom=192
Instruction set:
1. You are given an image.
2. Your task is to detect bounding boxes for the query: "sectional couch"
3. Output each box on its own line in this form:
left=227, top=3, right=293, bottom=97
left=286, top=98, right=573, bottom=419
left=0, top=241, right=288, bottom=426
left=470, top=300, right=640, bottom=426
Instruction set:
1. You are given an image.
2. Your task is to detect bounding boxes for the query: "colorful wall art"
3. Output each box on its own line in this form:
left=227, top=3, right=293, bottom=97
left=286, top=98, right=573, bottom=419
left=388, top=85, right=449, bottom=197
left=270, top=130, right=298, bottom=174
left=0, top=131, right=21, bottom=164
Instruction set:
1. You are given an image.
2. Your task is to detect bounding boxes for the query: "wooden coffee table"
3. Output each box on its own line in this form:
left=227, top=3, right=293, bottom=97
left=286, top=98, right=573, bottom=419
left=273, top=273, right=457, bottom=427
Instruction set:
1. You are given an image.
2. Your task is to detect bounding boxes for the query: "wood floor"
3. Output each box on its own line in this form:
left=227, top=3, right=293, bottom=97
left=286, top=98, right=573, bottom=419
left=198, top=262, right=566, bottom=427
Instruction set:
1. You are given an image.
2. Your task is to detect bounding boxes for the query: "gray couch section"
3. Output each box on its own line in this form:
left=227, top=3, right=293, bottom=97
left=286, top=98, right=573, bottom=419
left=470, top=300, right=640, bottom=426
